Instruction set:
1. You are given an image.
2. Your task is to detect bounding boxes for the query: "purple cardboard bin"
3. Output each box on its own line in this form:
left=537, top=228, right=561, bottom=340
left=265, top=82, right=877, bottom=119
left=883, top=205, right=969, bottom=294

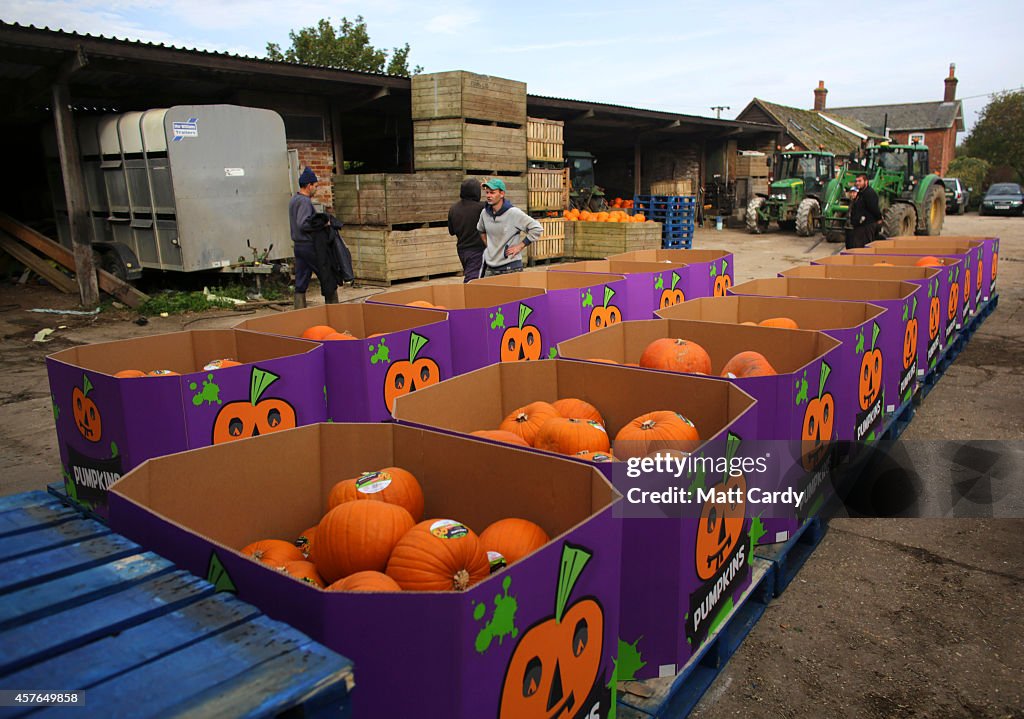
left=109, top=423, right=622, bottom=718
left=391, top=359, right=762, bottom=675
left=780, top=264, right=938, bottom=380
left=473, top=271, right=630, bottom=347
left=728, top=277, right=922, bottom=439
left=607, top=249, right=734, bottom=298
left=367, top=284, right=549, bottom=374
left=46, top=329, right=325, bottom=515
left=235, top=304, right=451, bottom=421
left=892, top=234, right=999, bottom=303
left=810, top=254, right=961, bottom=366
left=550, top=259, right=697, bottom=320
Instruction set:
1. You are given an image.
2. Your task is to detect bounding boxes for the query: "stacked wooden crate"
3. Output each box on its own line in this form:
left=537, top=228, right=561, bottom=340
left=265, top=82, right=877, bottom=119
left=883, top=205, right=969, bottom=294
left=735, top=151, right=770, bottom=196
left=563, top=221, right=662, bottom=259
left=526, top=116, right=567, bottom=262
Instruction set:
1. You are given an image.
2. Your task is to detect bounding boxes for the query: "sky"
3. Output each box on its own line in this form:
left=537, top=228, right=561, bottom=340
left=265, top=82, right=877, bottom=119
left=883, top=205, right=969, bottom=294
left=4, top=0, right=1023, bottom=135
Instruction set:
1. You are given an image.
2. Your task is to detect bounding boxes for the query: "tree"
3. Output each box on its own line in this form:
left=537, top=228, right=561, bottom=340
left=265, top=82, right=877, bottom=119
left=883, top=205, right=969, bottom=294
left=266, top=16, right=422, bottom=77
left=963, top=90, right=1024, bottom=183
left=947, top=156, right=990, bottom=209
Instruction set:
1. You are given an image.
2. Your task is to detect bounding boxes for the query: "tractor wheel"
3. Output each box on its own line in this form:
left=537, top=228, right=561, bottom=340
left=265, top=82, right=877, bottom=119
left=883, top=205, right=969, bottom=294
left=745, top=197, right=768, bottom=234
left=919, top=185, right=946, bottom=235
left=882, top=203, right=916, bottom=239
left=795, top=198, right=821, bottom=237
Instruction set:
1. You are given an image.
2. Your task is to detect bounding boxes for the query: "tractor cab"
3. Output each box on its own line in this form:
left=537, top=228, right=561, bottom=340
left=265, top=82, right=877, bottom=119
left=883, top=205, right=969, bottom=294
left=566, top=150, right=608, bottom=211
left=770, top=151, right=835, bottom=197
left=864, top=144, right=930, bottom=189
left=746, top=150, right=835, bottom=236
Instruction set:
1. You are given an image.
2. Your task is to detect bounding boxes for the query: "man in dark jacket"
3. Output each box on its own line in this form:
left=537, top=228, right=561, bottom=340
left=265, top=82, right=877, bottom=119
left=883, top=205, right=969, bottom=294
left=448, top=178, right=486, bottom=282
left=289, top=167, right=338, bottom=308
left=845, top=173, right=883, bottom=249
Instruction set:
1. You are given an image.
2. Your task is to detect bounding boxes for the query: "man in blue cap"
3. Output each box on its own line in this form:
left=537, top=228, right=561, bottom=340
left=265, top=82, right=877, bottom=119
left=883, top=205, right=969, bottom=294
left=289, top=167, right=338, bottom=308
left=476, top=178, right=542, bottom=277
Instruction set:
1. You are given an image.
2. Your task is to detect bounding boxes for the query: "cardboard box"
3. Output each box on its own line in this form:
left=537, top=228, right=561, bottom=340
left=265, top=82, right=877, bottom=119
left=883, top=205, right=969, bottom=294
left=473, top=271, right=629, bottom=346
left=779, top=264, right=938, bottom=378
left=46, top=330, right=325, bottom=515
left=234, top=304, right=452, bottom=421
left=550, top=259, right=696, bottom=320
left=391, top=359, right=761, bottom=676
left=607, top=249, right=734, bottom=298
left=728, top=278, right=922, bottom=439
left=108, top=423, right=620, bottom=718
left=890, top=234, right=998, bottom=303
left=811, top=253, right=961, bottom=361
left=367, top=284, right=548, bottom=374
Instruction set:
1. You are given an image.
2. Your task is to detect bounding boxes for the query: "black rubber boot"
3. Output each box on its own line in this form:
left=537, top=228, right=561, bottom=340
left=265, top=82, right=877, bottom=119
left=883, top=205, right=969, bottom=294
left=293, top=292, right=307, bottom=309
left=324, top=290, right=339, bottom=304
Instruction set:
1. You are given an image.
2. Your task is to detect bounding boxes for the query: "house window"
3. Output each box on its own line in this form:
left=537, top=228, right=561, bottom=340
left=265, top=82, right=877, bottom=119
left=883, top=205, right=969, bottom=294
left=908, top=132, right=926, bottom=146
left=282, top=114, right=325, bottom=141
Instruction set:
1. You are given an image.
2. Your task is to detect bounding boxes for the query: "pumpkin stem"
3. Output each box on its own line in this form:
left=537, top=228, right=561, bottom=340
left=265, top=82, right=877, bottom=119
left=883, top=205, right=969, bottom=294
left=555, top=543, right=592, bottom=623
left=640, top=420, right=657, bottom=430
left=818, top=361, right=832, bottom=399
left=517, top=303, right=533, bottom=330
left=249, top=367, right=280, bottom=406
left=82, top=374, right=93, bottom=398
left=453, top=569, right=471, bottom=591
left=515, top=412, right=529, bottom=423
left=603, top=286, right=615, bottom=308
left=671, top=272, right=680, bottom=290
left=870, top=321, right=880, bottom=351
left=408, top=332, right=429, bottom=362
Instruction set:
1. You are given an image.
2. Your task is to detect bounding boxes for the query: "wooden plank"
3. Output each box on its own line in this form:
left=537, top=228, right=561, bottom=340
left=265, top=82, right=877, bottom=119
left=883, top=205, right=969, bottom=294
left=0, top=516, right=108, bottom=564
left=0, top=490, right=56, bottom=513
left=0, top=532, right=142, bottom=596
left=0, top=232, right=77, bottom=294
left=0, top=498, right=79, bottom=538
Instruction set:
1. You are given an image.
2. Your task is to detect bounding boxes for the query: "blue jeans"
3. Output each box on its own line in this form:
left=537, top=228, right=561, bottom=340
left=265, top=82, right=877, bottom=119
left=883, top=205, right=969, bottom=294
left=480, top=259, right=524, bottom=277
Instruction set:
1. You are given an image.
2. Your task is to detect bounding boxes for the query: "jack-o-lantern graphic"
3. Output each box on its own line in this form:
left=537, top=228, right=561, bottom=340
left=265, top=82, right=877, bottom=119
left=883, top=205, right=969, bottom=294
left=72, top=374, right=102, bottom=442
left=976, top=257, right=983, bottom=293
left=963, top=268, right=971, bottom=305
left=500, top=304, right=543, bottom=362
left=947, top=280, right=959, bottom=321
left=902, top=318, right=918, bottom=370
left=588, top=286, right=621, bottom=332
left=696, top=472, right=746, bottom=581
left=928, top=296, right=941, bottom=341
left=659, top=271, right=685, bottom=309
left=801, top=362, right=834, bottom=471
left=499, top=544, right=604, bottom=719
left=713, top=273, right=732, bottom=297
left=992, top=252, right=998, bottom=282
left=382, top=332, right=440, bottom=412
left=212, top=367, right=297, bottom=444
left=859, top=348, right=882, bottom=411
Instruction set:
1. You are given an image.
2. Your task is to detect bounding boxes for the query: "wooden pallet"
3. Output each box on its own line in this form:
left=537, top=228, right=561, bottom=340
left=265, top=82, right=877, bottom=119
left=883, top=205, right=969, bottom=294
left=412, top=71, right=527, bottom=125
left=649, top=179, right=694, bottom=196
left=346, top=225, right=462, bottom=284
left=528, top=218, right=566, bottom=262
left=527, top=168, right=569, bottom=211
left=333, top=171, right=462, bottom=226
left=413, top=119, right=527, bottom=173
left=564, top=221, right=663, bottom=259
left=527, top=117, right=564, bottom=163
left=0, top=491, right=354, bottom=718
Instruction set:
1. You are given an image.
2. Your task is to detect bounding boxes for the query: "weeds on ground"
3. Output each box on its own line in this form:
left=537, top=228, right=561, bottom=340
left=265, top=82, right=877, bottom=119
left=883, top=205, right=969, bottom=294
left=138, top=291, right=237, bottom=316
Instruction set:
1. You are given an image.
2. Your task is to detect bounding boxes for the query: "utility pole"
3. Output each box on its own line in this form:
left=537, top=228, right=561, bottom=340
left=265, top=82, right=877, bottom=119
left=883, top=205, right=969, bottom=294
left=710, top=106, right=730, bottom=119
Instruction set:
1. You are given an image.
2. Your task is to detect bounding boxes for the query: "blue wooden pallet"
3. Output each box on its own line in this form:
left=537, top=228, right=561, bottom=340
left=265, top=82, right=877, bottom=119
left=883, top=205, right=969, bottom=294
left=753, top=516, right=828, bottom=598
left=47, top=481, right=105, bottom=523
left=881, top=398, right=915, bottom=441
left=616, top=558, right=775, bottom=718
left=634, top=195, right=697, bottom=204
left=915, top=293, right=997, bottom=403
left=0, top=491, right=354, bottom=719
left=662, top=228, right=695, bottom=238
left=646, top=209, right=696, bottom=219
left=662, top=239, right=693, bottom=249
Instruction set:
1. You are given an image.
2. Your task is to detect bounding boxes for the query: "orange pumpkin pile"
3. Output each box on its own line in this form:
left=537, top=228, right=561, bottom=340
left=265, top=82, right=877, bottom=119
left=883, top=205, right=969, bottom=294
left=562, top=208, right=647, bottom=223
left=301, top=324, right=357, bottom=341
left=405, top=300, right=447, bottom=310
left=608, top=197, right=635, bottom=209
left=114, top=357, right=243, bottom=377
left=632, top=337, right=778, bottom=379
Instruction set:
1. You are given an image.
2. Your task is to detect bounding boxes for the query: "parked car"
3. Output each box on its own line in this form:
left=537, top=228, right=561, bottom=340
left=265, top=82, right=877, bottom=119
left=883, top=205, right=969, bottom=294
left=979, top=183, right=1024, bottom=216
left=942, top=178, right=970, bottom=215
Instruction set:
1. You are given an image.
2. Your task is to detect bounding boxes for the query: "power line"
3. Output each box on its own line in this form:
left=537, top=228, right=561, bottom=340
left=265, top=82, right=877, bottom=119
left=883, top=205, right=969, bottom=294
left=958, top=86, right=1024, bottom=101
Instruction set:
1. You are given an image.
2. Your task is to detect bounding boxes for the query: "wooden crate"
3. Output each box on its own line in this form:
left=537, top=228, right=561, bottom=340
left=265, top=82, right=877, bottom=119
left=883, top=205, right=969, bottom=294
left=412, top=71, right=527, bottom=125
left=413, top=119, right=526, bottom=173
left=564, top=221, right=662, bottom=259
left=527, top=117, right=564, bottom=163
left=734, top=154, right=769, bottom=177
left=333, top=172, right=462, bottom=226
left=650, top=179, right=694, bottom=196
left=528, top=217, right=565, bottom=261
left=527, top=168, right=569, bottom=211
left=347, top=225, right=461, bottom=284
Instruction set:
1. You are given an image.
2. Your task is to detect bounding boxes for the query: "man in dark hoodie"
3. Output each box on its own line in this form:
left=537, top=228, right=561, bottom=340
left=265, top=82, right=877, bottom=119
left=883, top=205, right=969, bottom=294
left=448, top=178, right=487, bottom=282
left=476, top=178, right=542, bottom=277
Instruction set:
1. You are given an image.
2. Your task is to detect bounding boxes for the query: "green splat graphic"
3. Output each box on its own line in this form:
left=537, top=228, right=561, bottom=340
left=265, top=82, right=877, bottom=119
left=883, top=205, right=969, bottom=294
left=688, top=463, right=707, bottom=493
left=654, top=275, right=664, bottom=290
left=749, top=517, right=767, bottom=558
left=602, top=286, right=616, bottom=308
left=709, top=264, right=717, bottom=278
left=708, top=597, right=735, bottom=635
left=612, top=637, right=647, bottom=683
left=368, top=336, right=391, bottom=365
left=51, top=394, right=60, bottom=422
left=62, top=465, right=76, bottom=501
left=110, top=441, right=119, bottom=459
left=581, top=289, right=594, bottom=308
left=190, top=374, right=222, bottom=407
left=473, top=574, right=519, bottom=653
left=207, top=552, right=237, bottom=594
left=870, top=322, right=880, bottom=350
left=489, top=308, right=506, bottom=330
left=818, top=361, right=832, bottom=398
left=548, top=347, right=558, bottom=359
left=854, top=329, right=865, bottom=354
left=794, top=371, right=809, bottom=406
left=556, top=545, right=592, bottom=622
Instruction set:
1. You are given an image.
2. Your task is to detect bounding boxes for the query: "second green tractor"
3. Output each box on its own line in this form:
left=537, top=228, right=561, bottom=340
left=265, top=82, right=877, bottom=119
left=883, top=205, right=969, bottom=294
left=746, top=150, right=835, bottom=237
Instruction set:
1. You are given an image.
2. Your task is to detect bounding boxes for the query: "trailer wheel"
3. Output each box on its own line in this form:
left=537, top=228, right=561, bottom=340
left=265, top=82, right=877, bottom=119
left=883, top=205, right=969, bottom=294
left=882, top=203, right=916, bottom=239
left=795, top=198, right=821, bottom=237
left=919, top=185, right=946, bottom=235
left=745, top=197, right=768, bottom=234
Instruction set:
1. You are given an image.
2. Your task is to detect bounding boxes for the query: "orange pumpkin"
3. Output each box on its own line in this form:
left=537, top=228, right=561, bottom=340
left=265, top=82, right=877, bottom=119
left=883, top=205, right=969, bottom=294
left=312, top=500, right=415, bottom=584
left=327, top=570, right=402, bottom=592
left=211, top=367, right=296, bottom=444
left=471, top=429, right=532, bottom=447
left=976, top=258, right=983, bottom=292
left=695, top=473, right=746, bottom=581
left=713, top=273, right=732, bottom=297
left=533, top=417, right=611, bottom=456
left=873, top=262, right=894, bottom=267
left=323, top=331, right=358, bottom=341
left=614, top=410, right=700, bottom=458
left=585, top=357, right=619, bottom=364
left=758, top=317, right=799, bottom=330
left=302, top=325, right=336, bottom=340
left=992, top=252, right=998, bottom=282
left=71, top=375, right=102, bottom=442
left=327, top=466, right=425, bottom=521
left=914, top=255, right=942, bottom=267
left=114, top=369, right=147, bottom=378
left=721, top=351, right=778, bottom=378
left=241, top=539, right=305, bottom=565
left=964, top=268, right=971, bottom=304
left=479, top=518, right=550, bottom=564
left=147, top=369, right=180, bottom=376
left=801, top=394, right=834, bottom=472
left=575, top=450, right=617, bottom=462
left=296, top=525, right=317, bottom=556
left=551, top=398, right=605, bottom=425
left=659, top=272, right=685, bottom=308
left=859, top=348, right=882, bottom=411
left=386, top=519, right=490, bottom=591
left=204, top=359, right=242, bottom=370
left=407, top=300, right=436, bottom=308
left=383, top=333, right=440, bottom=412
left=928, top=296, right=941, bottom=340
left=277, top=560, right=326, bottom=588
left=948, top=281, right=959, bottom=321
left=499, top=401, right=561, bottom=446
left=588, top=286, right=622, bottom=331
left=903, top=318, right=918, bottom=370
left=500, top=304, right=543, bottom=362
left=639, top=338, right=712, bottom=374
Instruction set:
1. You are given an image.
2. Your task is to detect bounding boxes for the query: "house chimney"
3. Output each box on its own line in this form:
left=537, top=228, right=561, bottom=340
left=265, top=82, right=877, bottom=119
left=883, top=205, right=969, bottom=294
left=814, top=80, right=828, bottom=111
left=944, top=63, right=958, bottom=102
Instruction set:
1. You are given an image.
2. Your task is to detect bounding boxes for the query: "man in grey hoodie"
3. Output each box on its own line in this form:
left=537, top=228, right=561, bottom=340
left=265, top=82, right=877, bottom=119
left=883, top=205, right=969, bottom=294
left=476, top=178, right=543, bottom=277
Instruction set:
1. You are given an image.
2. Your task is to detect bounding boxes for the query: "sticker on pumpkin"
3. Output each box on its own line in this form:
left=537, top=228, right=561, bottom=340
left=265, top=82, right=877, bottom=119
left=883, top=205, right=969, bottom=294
left=382, top=332, right=440, bottom=412
left=588, top=286, right=622, bottom=331
left=72, top=374, right=102, bottom=442
left=354, top=471, right=392, bottom=494
left=211, top=366, right=297, bottom=444
left=854, top=322, right=883, bottom=442
left=500, top=304, right=543, bottom=362
left=430, top=519, right=470, bottom=540
left=659, top=271, right=685, bottom=309
left=488, top=551, right=508, bottom=573
left=498, top=543, right=608, bottom=719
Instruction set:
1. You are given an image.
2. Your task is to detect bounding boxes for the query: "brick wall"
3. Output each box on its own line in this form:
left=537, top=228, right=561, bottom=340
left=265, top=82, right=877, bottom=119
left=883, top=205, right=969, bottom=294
left=891, top=128, right=957, bottom=176
left=289, top=140, right=336, bottom=212
left=644, top=144, right=700, bottom=193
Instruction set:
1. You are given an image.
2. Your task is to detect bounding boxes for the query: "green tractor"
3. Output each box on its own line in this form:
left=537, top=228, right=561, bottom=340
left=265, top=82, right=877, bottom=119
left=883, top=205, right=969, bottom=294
left=565, top=150, right=609, bottom=212
left=745, top=150, right=835, bottom=236
left=820, top=143, right=946, bottom=242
